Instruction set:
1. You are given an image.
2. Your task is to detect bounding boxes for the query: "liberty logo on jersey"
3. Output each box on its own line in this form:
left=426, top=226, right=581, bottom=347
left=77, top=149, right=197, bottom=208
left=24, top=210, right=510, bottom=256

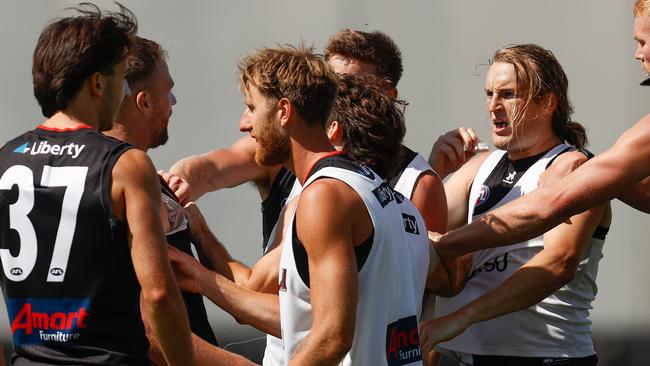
left=13, top=141, right=85, bottom=159
left=7, top=298, right=90, bottom=345
left=385, top=315, right=422, bottom=365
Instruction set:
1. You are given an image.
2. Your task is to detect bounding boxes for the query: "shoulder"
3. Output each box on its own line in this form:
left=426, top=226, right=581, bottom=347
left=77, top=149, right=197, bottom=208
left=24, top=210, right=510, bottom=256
left=297, top=178, right=366, bottom=222
left=113, top=149, right=157, bottom=184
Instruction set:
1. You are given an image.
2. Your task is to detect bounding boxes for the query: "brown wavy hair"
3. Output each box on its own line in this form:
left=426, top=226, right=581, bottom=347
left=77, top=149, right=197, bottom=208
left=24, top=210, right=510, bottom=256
left=324, top=29, right=403, bottom=87
left=238, top=44, right=338, bottom=127
left=32, top=2, right=137, bottom=117
left=492, top=44, right=587, bottom=149
left=329, top=74, right=405, bottom=179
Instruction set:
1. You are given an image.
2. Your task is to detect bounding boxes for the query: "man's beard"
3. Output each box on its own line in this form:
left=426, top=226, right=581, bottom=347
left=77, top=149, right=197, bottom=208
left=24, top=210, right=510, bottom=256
left=255, top=116, right=290, bottom=166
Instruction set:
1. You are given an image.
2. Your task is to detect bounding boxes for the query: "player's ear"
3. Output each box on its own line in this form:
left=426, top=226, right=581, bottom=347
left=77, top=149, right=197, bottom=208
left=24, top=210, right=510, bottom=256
left=278, top=97, right=292, bottom=128
left=135, top=91, right=151, bottom=115
left=326, top=120, right=343, bottom=146
left=89, top=72, right=104, bottom=97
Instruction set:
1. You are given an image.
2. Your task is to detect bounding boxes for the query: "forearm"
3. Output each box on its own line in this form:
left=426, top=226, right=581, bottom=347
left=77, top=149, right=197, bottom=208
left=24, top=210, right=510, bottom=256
left=150, top=333, right=256, bottom=366
left=141, top=285, right=193, bottom=366
left=169, top=155, right=214, bottom=200
left=199, top=271, right=281, bottom=337
left=192, top=224, right=251, bottom=284
left=617, top=175, right=650, bottom=213
left=437, top=188, right=558, bottom=258
left=456, top=253, right=571, bottom=330
left=289, top=333, right=349, bottom=366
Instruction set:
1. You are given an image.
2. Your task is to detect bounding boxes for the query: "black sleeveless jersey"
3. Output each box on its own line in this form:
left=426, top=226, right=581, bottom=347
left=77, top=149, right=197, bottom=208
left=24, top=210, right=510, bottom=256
left=159, top=178, right=218, bottom=346
left=0, top=125, right=150, bottom=365
left=260, top=166, right=296, bottom=252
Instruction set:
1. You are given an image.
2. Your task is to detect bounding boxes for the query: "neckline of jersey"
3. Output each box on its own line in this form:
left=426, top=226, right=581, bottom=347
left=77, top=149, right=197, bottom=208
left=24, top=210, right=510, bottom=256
left=37, top=123, right=93, bottom=132
left=302, top=150, right=345, bottom=183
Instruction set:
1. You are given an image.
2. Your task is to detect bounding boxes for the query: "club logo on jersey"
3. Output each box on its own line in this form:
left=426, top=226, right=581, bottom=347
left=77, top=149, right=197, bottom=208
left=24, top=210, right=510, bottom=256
left=7, top=298, right=90, bottom=346
left=13, top=141, right=85, bottom=159
left=402, top=213, right=420, bottom=235
left=475, top=185, right=490, bottom=207
left=279, top=268, right=287, bottom=292
left=385, top=315, right=422, bottom=365
left=373, top=183, right=395, bottom=207
left=357, top=164, right=375, bottom=180
left=502, top=171, right=516, bottom=184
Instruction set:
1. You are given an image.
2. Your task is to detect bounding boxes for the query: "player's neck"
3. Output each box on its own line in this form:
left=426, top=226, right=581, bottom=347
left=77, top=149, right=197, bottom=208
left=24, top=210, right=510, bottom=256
left=104, top=121, right=149, bottom=151
left=290, top=134, right=337, bottom=184
left=42, top=110, right=97, bottom=130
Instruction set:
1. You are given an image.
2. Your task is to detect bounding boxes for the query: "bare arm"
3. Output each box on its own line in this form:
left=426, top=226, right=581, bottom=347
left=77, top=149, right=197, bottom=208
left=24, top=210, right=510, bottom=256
left=112, top=149, right=192, bottom=366
left=185, top=199, right=291, bottom=293
left=289, top=179, right=367, bottom=366
left=411, top=171, right=448, bottom=233
left=617, top=175, right=650, bottom=213
left=421, top=152, right=610, bottom=351
left=435, top=116, right=650, bottom=259
left=147, top=326, right=257, bottom=366
left=169, top=136, right=279, bottom=200
left=168, top=246, right=282, bottom=337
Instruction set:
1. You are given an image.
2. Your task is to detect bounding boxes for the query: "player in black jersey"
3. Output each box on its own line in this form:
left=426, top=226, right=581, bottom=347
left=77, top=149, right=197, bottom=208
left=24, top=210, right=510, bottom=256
left=104, top=36, right=253, bottom=366
left=0, top=4, right=192, bottom=365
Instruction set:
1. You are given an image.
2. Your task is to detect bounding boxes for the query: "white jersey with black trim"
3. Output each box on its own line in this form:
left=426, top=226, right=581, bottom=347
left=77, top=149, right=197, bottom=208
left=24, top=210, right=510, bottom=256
left=436, top=144, right=606, bottom=358
left=277, top=161, right=427, bottom=366
left=264, top=167, right=431, bottom=365
left=393, top=152, right=435, bottom=200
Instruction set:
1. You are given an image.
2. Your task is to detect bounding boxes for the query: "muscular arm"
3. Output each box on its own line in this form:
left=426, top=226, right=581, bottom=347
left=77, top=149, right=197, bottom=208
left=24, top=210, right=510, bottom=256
left=617, top=175, right=650, bottom=213
left=436, top=116, right=650, bottom=258
left=411, top=171, right=447, bottom=233
left=421, top=152, right=610, bottom=351
left=147, top=327, right=257, bottom=366
left=112, top=149, right=192, bottom=366
left=289, top=179, right=368, bottom=366
left=168, top=246, right=282, bottom=337
left=169, top=136, right=279, bottom=201
left=185, top=199, right=293, bottom=293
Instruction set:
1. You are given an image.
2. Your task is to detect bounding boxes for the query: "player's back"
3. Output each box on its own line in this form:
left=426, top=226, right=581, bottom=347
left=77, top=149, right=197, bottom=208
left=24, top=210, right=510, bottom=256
left=0, top=125, right=150, bottom=365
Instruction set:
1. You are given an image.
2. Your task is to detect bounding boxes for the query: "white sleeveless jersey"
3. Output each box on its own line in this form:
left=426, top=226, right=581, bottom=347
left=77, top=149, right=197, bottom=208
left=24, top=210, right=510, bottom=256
left=436, top=144, right=606, bottom=357
left=393, top=152, right=435, bottom=199
left=263, top=182, right=301, bottom=366
left=278, top=162, right=427, bottom=366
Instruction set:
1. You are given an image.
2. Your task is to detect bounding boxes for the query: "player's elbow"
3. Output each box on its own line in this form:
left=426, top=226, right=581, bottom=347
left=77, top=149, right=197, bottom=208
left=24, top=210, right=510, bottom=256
left=141, top=285, right=175, bottom=309
left=323, top=334, right=353, bottom=361
left=548, top=255, right=579, bottom=287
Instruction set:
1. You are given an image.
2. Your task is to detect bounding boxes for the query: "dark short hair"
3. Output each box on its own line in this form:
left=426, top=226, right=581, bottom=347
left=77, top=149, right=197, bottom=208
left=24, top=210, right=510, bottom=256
left=239, top=44, right=339, bottom=127
left=125, top=36, right=166, bottom=89
left=32, top=2, right=137, bottom=117
left=324, top=29, right=403, bottom=87
left=330, top=73, right=405, bottom=179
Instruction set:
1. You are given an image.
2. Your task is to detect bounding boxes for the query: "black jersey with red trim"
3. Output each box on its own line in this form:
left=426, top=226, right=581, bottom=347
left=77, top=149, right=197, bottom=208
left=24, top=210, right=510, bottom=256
left=160, top=178, right=218, bottom=346
left=261, top=166, right=296, bottom=252
left=0, top=125, right=150, bottom=365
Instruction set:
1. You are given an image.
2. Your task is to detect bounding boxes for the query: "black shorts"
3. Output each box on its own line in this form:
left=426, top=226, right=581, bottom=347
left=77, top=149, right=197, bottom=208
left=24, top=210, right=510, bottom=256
left=472, top=354, right=598, bottom=366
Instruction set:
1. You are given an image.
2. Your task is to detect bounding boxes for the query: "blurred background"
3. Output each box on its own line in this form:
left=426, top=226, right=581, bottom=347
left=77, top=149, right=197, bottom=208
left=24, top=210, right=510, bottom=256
left=1, top=1, right=649, bottom=364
